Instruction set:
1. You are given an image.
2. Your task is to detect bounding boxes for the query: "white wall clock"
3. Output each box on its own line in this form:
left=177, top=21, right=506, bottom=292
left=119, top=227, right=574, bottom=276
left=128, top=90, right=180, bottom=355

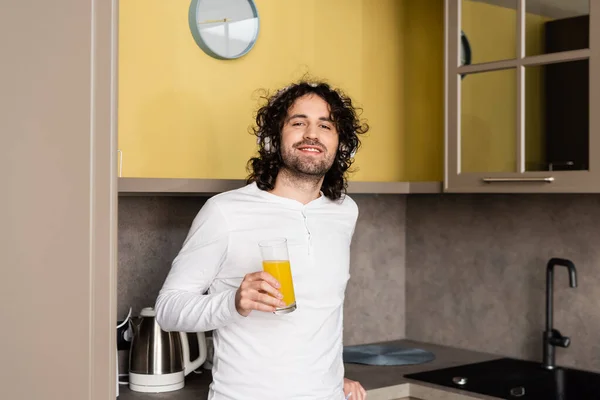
left=188, top=0, right=260, bottom=60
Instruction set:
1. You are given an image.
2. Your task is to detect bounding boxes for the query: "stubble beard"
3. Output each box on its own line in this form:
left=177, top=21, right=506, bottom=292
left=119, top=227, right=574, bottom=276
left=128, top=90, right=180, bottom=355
left=280, top=146, right=335, bottom=182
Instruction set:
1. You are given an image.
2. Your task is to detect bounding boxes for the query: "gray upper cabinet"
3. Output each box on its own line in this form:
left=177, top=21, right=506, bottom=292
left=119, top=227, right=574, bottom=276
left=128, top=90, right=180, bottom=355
left=444, top=0, right=600, bottom=192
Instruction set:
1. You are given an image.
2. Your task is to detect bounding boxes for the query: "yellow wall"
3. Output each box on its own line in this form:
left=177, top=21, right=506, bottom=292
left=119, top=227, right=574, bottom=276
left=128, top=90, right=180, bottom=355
left=461, top=2, right=549, bottom=173
left=403, top=0, right=444, bottom=181
left=118, top=0, right=417, bottom=181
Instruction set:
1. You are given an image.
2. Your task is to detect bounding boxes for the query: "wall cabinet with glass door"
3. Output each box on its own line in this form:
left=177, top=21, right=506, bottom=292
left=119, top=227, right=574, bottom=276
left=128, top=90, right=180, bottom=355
left=444, top=0, right=600, bottom=192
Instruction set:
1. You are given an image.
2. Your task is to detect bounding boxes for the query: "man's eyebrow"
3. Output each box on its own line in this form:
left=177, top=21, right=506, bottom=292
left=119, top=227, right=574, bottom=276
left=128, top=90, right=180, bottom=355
left=287, top=114, right=333, bottom=122
left=288, top=114, right=307, bottom=120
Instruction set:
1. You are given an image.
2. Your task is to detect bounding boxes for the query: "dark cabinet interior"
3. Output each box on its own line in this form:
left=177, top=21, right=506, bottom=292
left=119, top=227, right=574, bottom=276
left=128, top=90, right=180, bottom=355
left=544, top=15, right=589, bottom=171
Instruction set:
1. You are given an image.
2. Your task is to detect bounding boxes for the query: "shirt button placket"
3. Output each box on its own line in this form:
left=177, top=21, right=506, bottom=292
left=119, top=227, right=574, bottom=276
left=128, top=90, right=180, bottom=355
left=301, top=209, right=311, bottom=254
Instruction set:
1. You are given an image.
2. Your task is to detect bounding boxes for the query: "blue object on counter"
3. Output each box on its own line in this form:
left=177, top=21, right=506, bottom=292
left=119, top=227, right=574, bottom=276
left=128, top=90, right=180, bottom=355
left=343, top=344, right=435, bottom=366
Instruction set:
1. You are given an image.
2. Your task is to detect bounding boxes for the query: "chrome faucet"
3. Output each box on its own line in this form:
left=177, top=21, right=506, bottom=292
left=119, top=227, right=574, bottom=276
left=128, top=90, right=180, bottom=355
left=543, top=257, right=577, bottom=370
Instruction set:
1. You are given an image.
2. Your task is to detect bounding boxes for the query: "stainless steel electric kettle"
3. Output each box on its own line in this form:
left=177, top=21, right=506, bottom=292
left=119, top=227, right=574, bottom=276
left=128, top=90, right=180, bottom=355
left=128, top=307, right=207, bottom=393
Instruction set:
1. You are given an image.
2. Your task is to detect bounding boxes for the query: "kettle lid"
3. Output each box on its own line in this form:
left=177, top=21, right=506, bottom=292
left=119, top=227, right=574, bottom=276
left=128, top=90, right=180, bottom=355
left=140, top=307, right=156, bottom=317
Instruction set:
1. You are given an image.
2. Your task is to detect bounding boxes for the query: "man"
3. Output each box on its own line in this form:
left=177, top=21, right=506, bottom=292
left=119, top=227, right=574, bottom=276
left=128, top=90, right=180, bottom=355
left=155, top=80, right=370, bottom=400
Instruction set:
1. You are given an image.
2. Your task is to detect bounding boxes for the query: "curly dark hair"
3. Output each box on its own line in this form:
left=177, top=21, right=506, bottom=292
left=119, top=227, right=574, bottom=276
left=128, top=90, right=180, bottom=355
left=246, top=80, right=369, bottom=201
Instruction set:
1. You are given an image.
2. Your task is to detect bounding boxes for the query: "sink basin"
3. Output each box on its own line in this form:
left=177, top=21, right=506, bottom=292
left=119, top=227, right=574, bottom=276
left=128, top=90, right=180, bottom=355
left=405, top=357, right=600, bottom=399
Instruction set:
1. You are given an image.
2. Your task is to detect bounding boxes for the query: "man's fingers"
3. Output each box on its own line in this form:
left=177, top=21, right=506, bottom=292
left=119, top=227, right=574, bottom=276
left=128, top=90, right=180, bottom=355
left=249, top=300, right=277, bottom=313
left=344, top=380, right=366, bottom=400
left=259, top=271, right=281, bottom=289
left=256, top=280, right=282, bottom=298
left=248, top=284, right=285, bottom=308
left=242, top=272, right=282, bottom=299
left=350, top=385, right=365, bottom=400
left=359, top=383, right=367, bottom=400
left=238, top=284, right=285, bottom=312
left=243, top=271, right=263, bottom=282
left=245, top=271, right=280, bottom=289
left=256, top=292, right=286, bottom=308
left=238, top=296, right=276, bottom=313
left=236, top=271, right=285, bottom=315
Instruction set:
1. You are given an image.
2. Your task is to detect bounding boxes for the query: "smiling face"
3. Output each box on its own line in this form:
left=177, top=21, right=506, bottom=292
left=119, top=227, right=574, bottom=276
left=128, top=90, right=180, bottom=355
left=279, top=94, right=339, bottom=177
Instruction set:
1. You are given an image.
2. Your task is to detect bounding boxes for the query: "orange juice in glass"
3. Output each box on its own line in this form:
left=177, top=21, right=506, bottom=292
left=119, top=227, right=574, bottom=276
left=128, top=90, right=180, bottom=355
left=259, top=238, right=297, bottom=314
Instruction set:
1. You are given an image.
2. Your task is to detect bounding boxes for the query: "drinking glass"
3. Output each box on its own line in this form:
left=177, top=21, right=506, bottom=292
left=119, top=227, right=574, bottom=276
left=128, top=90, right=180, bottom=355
left=258, top=238, right=297, bottom=314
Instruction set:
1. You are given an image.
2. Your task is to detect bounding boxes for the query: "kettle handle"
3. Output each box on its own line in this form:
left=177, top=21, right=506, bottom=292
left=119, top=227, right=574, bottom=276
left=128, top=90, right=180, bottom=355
left=180, top=331, right=207, bottom=376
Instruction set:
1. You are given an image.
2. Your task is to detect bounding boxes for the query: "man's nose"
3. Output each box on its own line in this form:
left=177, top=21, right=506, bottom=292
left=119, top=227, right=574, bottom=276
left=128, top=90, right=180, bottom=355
left=304, top=123, right=319, bottom=139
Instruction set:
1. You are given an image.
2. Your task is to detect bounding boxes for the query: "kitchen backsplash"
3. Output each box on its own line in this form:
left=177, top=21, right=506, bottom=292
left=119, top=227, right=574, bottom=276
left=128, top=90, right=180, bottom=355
left=406, top=193, right=600, bottom=373
left=117, top=193, right=406, bottom=345
left=119, top=191, right=599, bottom=372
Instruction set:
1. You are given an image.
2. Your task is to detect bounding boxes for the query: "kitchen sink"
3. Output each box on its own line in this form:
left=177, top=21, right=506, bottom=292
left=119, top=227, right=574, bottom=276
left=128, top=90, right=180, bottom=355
left=405, top=357, right=600, bottom=399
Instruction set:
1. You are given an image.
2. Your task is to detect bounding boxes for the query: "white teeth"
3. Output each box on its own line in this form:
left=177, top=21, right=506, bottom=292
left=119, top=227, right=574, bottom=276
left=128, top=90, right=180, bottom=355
left=300, top=148, right=320, bottom=153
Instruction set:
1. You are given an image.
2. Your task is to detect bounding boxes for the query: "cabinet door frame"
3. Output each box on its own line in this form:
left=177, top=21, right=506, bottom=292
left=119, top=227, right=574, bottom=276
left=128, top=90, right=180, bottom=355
left=92, top=0, right=119, bottom=398
left=444, top=0, right=600, bottom=193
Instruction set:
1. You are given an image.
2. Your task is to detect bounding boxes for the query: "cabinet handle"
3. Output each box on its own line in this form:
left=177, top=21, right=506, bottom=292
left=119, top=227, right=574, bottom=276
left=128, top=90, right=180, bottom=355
left=117, top=149, right=123, bottom=177
left=482, top=177, right=554, bottom=183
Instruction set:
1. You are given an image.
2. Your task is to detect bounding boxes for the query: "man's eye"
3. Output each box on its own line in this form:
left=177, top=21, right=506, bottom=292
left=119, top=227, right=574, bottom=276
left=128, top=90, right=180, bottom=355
left=292, top=122, right=303, bottom=126
left=321, top=124, right=331, bottom=130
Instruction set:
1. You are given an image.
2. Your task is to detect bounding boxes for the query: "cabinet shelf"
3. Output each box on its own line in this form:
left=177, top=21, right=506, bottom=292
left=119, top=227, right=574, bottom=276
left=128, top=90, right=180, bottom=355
left=118, top=178, right=442, bottom=196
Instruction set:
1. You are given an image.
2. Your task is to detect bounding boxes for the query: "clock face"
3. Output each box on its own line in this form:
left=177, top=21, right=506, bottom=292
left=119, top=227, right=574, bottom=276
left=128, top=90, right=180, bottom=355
left=188, top=0, right=260, bottom=60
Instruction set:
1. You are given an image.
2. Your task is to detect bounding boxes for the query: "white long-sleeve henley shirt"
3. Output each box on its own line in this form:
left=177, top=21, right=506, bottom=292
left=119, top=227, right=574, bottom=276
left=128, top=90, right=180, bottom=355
left=155, top=182, right=358, bottom=400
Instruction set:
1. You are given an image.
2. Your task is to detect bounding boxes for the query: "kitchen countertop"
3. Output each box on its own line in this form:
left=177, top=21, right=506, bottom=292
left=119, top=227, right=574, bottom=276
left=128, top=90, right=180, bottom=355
left=343, top=339, right=501, bottom=400
left=118, top=339, right=504, bottom=400
left=119, top=370, right=212, bottom=400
